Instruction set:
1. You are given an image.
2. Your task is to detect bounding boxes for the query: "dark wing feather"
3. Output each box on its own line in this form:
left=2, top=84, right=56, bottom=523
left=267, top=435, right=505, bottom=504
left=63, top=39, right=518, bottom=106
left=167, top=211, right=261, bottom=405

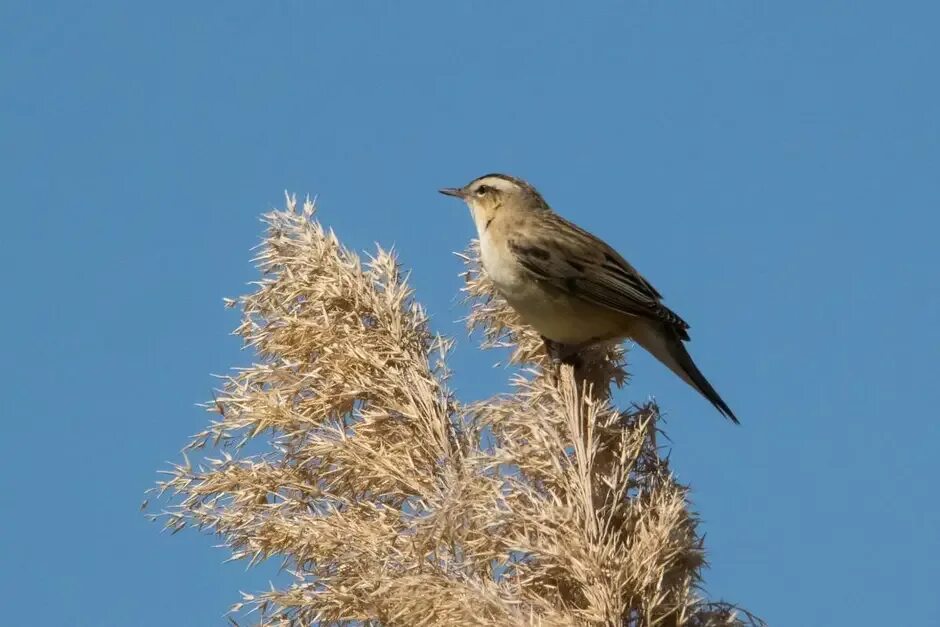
left=510, top=213, right=691, bottom=340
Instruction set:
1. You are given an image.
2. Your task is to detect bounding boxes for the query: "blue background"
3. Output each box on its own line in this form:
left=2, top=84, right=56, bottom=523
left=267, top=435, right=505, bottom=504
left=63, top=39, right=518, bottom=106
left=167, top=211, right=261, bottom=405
left=2, top=2, right=937, bottom=625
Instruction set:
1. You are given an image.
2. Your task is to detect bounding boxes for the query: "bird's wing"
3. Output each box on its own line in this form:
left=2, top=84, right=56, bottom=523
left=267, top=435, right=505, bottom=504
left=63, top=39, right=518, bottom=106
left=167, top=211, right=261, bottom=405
left=508, top=213, right=691, bottom=340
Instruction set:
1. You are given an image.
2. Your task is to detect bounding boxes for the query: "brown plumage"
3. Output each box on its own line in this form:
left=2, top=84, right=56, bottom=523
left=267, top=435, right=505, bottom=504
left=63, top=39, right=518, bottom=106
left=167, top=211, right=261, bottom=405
left=440, top=173, right=739, bottom=423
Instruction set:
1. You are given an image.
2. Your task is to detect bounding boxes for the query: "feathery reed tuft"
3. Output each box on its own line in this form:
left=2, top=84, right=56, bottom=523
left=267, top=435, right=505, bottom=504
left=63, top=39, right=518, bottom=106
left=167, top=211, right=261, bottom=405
left=151, top=194, right=760, bottom=626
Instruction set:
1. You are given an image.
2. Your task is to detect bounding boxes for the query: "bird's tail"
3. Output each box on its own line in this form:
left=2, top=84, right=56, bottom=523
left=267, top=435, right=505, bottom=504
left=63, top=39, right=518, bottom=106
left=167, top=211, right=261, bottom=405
left=631, top=322, right=739, bottom=424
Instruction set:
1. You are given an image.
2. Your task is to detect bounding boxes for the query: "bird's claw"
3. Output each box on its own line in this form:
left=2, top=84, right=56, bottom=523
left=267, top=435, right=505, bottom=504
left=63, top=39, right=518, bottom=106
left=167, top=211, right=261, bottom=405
left=543, top=336, right=584, bottom=380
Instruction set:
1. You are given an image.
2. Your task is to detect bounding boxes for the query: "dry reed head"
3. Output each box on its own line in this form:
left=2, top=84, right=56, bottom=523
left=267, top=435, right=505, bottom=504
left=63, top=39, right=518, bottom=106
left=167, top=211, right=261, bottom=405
left=151, top=194, right=761, bottom=626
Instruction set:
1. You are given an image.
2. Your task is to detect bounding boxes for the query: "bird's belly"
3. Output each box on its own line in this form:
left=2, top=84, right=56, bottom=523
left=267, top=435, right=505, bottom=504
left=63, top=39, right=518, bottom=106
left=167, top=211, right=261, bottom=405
left=500, top=280, right=627, bottom=345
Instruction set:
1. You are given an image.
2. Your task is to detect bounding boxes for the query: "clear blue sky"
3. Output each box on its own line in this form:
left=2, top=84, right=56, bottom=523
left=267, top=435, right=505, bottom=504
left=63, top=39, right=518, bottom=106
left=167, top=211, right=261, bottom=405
left=2, top=2, right=938, bottom=625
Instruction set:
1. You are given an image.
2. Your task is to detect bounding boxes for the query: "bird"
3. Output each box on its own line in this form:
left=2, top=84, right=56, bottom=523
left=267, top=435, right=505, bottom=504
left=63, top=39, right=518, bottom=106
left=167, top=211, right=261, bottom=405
left=439, top=173, right=738, bottom=423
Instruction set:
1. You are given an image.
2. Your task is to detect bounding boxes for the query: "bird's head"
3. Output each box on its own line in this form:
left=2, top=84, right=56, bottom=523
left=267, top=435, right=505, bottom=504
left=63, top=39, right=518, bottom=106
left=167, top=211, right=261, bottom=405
left=439, top=173, right=549, bottom=234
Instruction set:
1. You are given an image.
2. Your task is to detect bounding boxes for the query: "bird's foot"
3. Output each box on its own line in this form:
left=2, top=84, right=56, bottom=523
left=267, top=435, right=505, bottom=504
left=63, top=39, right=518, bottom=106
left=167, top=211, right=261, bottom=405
left=542, top=337, right=583, bottom=378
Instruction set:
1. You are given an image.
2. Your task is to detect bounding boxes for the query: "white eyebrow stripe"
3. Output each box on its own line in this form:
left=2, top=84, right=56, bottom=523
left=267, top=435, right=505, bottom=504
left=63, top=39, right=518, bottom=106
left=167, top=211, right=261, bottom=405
left=473, top=176, right=522, bottom=193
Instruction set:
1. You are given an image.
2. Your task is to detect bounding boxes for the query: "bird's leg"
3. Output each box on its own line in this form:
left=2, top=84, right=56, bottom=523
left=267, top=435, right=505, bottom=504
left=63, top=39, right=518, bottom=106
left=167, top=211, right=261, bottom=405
left=542, top=336, right=563, bottom=370
left=560, top=348, right=583, bottom=370
left=541, top=337, right=584, bottom=377
left=542, top=336, right=563, bottom=386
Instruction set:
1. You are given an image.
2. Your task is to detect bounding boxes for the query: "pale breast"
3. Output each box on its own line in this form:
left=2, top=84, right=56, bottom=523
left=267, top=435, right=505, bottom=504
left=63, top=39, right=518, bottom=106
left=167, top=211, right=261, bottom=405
left=479, top=231, right=523, bottom=293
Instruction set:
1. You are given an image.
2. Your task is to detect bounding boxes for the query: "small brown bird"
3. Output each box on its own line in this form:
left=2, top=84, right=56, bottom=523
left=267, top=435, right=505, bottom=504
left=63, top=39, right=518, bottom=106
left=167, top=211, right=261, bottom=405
left=440, top=173, right=738, bottom=423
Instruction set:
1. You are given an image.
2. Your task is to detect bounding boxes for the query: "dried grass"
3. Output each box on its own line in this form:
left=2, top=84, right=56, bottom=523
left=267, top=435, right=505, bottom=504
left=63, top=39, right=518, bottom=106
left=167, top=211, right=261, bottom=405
left=151, top=194, right=761, bottom=626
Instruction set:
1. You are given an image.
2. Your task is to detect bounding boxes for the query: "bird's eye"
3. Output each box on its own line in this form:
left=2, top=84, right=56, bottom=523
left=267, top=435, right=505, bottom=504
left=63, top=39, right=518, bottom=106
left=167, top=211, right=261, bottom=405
left=475, top=185, right=489, bottom=197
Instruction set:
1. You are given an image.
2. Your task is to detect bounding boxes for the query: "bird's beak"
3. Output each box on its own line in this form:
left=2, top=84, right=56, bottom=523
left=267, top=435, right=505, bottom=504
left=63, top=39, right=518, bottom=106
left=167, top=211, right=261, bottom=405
left=438, top=187, right=465, bottom=198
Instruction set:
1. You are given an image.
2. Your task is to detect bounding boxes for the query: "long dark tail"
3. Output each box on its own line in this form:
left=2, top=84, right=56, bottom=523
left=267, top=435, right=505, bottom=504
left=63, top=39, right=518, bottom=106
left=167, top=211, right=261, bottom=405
left=632, top=322, right=739, bottom=424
